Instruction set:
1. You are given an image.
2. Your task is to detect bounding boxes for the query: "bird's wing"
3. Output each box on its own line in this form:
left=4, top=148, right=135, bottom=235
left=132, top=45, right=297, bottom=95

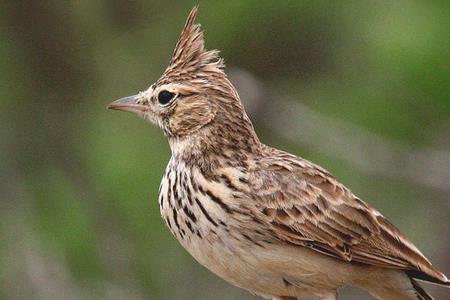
left=249, top=148, right=448, bottom=284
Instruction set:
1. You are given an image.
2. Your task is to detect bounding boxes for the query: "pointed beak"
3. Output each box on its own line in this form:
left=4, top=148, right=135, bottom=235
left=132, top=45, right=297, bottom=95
left=107, top=95, right=147, bottom=114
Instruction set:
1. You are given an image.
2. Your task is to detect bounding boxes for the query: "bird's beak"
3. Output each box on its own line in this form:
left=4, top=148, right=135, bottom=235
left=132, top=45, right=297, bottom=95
left=107, top=95, right=147, bottom=114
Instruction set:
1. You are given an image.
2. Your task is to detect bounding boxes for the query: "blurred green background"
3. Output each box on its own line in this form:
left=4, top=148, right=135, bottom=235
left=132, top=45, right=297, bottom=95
left=1, top=1, right=449, bottom=299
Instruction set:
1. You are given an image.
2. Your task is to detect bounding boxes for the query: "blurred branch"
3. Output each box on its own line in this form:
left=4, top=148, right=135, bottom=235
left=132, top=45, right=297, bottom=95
left=230, top=69, right=450, bottom=195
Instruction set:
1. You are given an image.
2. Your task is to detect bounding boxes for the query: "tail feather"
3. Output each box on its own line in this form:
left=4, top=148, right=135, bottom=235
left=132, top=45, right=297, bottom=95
left=364, top=271, right=446, bottom=300
left=406, top=269, right=450, bottom=287
left=410, top=278, right=434, bottom=300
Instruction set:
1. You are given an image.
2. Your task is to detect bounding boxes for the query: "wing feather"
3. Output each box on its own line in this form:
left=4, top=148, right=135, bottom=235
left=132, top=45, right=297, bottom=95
left=250, top=147, right=448, bottom=284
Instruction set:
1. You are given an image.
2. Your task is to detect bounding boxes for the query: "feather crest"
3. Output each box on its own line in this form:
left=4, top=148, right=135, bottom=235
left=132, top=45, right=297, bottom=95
left=164, top=7, right=224, bottom=78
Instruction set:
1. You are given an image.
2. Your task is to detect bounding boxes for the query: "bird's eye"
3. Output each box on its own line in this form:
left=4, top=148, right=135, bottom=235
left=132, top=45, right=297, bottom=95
left=158, top=90, right=176, bottom=106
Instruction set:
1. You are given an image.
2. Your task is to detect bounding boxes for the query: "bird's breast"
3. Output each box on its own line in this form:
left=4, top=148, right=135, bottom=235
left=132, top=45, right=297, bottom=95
left=158, top=161, right=235, bottom=246
left=156, top=159, right=346, bottom=298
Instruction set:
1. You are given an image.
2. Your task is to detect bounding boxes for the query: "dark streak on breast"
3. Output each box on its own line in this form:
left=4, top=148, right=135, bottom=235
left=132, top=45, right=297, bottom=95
left=183, top=206, right=197, bottom=223
left=238, top=177, right=249, bottom=184
left=220, top=174, right=239, bottom=191
left=172, top=208, right=180, bottom=231
left=195, top=197, right=218, bottom=227
left=206, top=190, right=233, bottom=214
left=185, top=220, right=194, bottom=233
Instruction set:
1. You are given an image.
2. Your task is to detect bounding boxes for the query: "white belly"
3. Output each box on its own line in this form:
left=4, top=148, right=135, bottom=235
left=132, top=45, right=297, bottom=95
left=178, top=231, right=358, bottom=299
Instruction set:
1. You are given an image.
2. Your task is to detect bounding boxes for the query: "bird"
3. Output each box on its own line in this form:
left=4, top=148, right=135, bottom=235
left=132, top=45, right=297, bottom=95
left=108, top=7, right=449, bottom=300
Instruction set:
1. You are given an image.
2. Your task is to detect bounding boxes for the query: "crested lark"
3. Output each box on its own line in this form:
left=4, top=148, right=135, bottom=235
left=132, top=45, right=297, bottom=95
left=108, top=7, right=449, bottom=300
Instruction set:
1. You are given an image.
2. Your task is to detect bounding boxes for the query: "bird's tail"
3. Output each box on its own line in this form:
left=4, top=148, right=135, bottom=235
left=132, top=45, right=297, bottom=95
left=410, top=278, right=434, bottom=300
left=365, top=271, right=443, bottom=300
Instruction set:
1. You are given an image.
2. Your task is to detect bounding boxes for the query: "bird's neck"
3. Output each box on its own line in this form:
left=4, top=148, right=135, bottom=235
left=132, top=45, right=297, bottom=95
left=168, top=117, right=261, bottom=170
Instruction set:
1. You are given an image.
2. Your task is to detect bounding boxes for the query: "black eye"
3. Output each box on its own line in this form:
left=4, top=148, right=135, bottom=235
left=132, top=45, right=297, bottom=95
left=158, top=90, right=176, bottom=106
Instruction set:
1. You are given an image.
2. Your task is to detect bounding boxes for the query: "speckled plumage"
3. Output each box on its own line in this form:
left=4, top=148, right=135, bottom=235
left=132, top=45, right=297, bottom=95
left=108, top=7, right=449, bottom=300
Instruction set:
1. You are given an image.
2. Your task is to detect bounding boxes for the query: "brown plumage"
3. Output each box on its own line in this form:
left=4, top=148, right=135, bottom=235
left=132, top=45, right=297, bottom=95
left=108, top=7, right=449, bottom=300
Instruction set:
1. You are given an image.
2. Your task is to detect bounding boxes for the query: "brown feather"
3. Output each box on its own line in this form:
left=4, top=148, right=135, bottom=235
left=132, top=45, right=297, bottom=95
left=251, top=146, right=449, bottom=285
left=110, top=7, right=449, bottom=299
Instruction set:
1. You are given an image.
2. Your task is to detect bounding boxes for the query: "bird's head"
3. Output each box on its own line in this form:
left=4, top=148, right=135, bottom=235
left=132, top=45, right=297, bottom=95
left=108, top=7, right=259, bottom=157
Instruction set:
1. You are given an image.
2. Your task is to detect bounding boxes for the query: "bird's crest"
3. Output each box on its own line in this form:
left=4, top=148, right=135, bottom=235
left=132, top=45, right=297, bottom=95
left=162, top=7, right=224, bottom=79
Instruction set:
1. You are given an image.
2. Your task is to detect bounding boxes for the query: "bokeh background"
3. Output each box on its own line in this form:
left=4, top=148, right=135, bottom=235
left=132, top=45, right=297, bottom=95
left=1, top=1, right=449, bottom=299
